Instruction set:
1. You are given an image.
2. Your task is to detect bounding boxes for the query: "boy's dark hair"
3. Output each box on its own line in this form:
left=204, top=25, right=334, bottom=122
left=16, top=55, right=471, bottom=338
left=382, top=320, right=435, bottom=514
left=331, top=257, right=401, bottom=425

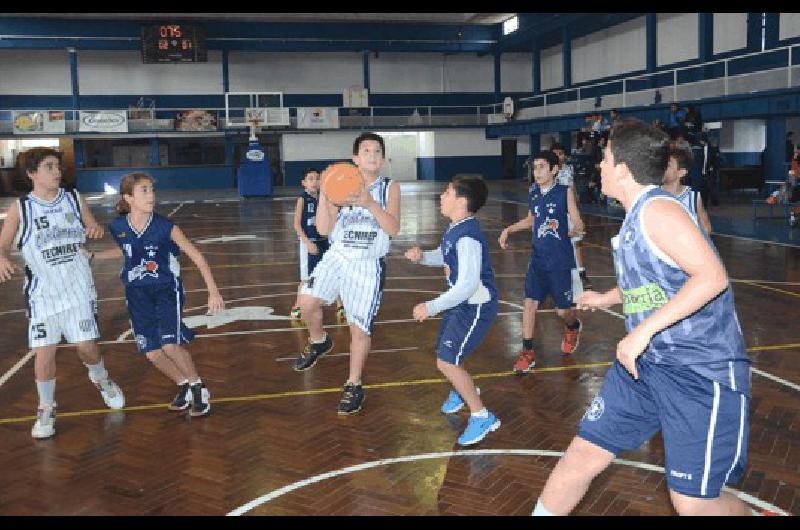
left=534, top=150, right=560, bottom=171
left=353, top=132, right=385, bottom=156
left=668, top=140, right=694, bottom=171
left=550, top=142, right=565, bottom=153
left=18, top=147, right=62, bottom=179
left=451, top=175, right=488, bottom=214
left=301, top=168, right=319, bottom=180
left=608, top=118, right=670, bottom=185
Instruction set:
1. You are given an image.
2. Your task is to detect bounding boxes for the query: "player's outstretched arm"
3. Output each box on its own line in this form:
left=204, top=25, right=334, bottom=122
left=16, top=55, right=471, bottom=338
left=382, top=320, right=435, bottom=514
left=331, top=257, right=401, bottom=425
left=171, top=225, right=225, bottom=313
left=566, top=187, right=585, bottom=237
left=498, top=212, right=534, bottom=249
left=0, top=203, right=21, bottom=282
left=77, top=194, right=104, bottom=239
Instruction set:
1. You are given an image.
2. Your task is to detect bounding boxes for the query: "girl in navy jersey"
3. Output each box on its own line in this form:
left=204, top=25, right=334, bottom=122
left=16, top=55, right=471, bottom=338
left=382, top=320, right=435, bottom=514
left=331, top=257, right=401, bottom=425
left=93, top=173, right=224, bottom=417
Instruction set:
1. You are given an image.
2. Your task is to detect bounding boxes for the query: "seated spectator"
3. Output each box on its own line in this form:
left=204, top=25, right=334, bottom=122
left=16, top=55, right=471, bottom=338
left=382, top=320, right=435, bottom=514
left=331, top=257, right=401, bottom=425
left=668, top=103, right=687, bottom=138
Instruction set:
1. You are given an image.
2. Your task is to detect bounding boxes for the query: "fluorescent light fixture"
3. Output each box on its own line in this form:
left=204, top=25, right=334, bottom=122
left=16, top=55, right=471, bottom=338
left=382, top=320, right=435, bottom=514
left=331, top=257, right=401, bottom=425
left=503, top=15, right=518, bottom=35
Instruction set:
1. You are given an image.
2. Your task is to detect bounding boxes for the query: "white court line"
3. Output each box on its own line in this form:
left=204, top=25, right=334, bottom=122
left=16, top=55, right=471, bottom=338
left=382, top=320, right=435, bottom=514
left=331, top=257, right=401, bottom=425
left=167, top=201, right=188, bottom=218
left=0, top=350, right=35, bottom=389
left=226, top=449, right=789, bottom=516
left=275, top=346, right=418, bottom=362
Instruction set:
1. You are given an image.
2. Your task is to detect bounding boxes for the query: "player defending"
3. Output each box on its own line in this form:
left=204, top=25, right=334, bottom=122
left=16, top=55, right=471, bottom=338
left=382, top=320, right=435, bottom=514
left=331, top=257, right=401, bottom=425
left=406, top=176, right=501, bottom=445
left=293, top=132, right=401, bottom=415
left=532, top=119, right=754, bottom=516
left=499, top=151, right=585, bottom=374
left=92, top=172, right=223, bottom=417
left=0, top=147, right=124, bottom=439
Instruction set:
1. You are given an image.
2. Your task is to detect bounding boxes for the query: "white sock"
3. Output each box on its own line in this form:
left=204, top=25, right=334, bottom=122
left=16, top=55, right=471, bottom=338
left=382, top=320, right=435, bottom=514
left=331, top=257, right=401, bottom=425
left=177, top=379, right=189, bottom=386
left=36, top=378, right=56, bottom=407
left=532, top=499, right=555, bottom=516
left=191, top=379, right=202, bottom=386
left=578, top=267, right=585, bottom=272
left=84, top=357, right=108, bottom=384
left=312, top=332, right=327, bottom=344
left=471, top=408, right=488, bottom=419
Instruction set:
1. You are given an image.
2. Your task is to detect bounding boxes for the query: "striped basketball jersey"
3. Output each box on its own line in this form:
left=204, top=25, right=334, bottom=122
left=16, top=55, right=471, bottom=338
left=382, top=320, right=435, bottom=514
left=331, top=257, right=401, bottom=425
left=329, top=176, right=392, bottom=260
left=109, top=213, right=181, bottom=288
left=441, top=217, right=497, bottom=305
left=529, top=183, right=576, bottom=270
left=611, top=185, right=750, bottom=394
left=300, top=191, right=324, bottom=242
left=15, top=188, right=96, bottom=319
left=673, top=186, right=702, bottom=228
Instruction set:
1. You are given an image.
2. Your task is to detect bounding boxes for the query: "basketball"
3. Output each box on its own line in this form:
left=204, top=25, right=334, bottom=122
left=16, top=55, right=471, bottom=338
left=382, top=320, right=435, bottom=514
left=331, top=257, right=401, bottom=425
left=322, top=162, right=363, bottom=205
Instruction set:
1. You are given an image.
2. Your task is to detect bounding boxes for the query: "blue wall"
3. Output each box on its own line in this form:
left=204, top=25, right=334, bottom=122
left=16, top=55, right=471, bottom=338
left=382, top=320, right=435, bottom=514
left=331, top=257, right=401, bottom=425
left=76, top=165, right=235, bottom=192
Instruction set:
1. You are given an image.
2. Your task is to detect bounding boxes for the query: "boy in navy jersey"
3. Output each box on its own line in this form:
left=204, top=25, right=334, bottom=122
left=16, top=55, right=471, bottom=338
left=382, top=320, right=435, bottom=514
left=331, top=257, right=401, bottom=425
left=499, top=151, right=585, bottom=374
left=93, top=173, right=224, bottom=417
left=405, top=176, right=500, bottom=446
left=291, top=168, right=343, bottom=321
left=532, top=119, right=756, bottom=516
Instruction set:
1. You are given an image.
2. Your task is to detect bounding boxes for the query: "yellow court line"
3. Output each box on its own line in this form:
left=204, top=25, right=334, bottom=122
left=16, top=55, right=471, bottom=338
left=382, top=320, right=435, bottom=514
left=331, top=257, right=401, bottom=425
left=0, top=362, right=612, bottom=426
left=738, top=281, right=800, bottom=300
left=747, top=342, right=800, bottom=352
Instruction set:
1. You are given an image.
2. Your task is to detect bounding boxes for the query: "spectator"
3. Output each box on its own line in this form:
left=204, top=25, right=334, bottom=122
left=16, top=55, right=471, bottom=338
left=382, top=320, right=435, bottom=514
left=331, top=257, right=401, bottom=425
left=787, top=132, right=795, bottom=163
left=684, top=106, right=702, bottom=144
left=609, top=109, right=621, bottom=125
left=668, top=103, right=687, bottom=138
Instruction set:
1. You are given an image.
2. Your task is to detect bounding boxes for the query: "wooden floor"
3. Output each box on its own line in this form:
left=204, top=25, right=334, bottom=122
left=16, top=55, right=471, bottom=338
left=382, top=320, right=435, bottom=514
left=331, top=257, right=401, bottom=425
left=0, top=181, right=798, bottom=516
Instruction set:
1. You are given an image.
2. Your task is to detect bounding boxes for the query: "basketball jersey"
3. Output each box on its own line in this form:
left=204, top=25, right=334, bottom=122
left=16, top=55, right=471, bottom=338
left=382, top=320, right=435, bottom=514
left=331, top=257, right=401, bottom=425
left=329, top=176, right=392, bottom=260
left=611, top=186, right=750, bottom=394
left=109, top=213, right=181, bottom=288
left=300, top=191, right=324, bottom=242
left=15, top=188, right=96, bottom=319
left=556, top=163, right=574, bottom=187
left=442, top=217, right=497, bottom=305
left=674, top=186, right=702, bottom=228
left=529, top=183, right=576, bottom=270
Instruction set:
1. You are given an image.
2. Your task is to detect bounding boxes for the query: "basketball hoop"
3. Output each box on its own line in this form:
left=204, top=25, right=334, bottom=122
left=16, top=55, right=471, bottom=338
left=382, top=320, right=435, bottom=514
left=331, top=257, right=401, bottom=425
left=245, top=107, right=266, bottom=141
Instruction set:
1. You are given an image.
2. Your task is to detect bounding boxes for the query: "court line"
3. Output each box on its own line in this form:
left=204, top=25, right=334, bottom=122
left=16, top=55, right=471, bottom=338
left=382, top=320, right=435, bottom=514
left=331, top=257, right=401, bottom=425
left=167, top=201, right=188, bottom=218
left=738, top=281, right=800, bottom=300
left=0, top=362, right=613, bottom=425
left=274, top=346, right=418, bottom=362
left=226, top=449, right=789, bottom=516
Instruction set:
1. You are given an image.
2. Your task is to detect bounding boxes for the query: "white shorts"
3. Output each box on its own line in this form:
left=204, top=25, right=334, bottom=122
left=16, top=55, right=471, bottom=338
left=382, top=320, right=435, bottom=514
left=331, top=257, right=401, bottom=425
left=301, top=248, right=386, bottom=335
left=299, top=240, right=309, bottom=281
left=28, top=299, right=99, bottom=348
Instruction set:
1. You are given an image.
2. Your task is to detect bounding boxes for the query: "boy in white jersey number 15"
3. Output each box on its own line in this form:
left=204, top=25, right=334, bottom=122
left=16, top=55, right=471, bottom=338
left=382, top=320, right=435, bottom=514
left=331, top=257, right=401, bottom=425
left=0, top=147, right=125, bottom=440
left=293, top=132, right=401, bottom=416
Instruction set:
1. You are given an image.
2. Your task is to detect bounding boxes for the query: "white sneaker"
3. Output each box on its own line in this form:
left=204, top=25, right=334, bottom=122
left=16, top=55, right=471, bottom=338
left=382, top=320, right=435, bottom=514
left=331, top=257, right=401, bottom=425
left=96, top=378, right=125, bottom=409
left=31, top=403, right=57, bottom=439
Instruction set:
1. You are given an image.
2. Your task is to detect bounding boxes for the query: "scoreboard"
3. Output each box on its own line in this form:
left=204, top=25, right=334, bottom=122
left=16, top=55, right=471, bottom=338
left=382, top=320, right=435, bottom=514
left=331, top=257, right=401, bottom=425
left=141, top=24, right=208, bottom=63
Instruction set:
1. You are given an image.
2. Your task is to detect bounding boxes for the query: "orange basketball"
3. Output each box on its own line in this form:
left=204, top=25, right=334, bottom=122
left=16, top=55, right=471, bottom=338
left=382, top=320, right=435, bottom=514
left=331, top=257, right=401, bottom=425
left=322, top=162, right=363, bottom=205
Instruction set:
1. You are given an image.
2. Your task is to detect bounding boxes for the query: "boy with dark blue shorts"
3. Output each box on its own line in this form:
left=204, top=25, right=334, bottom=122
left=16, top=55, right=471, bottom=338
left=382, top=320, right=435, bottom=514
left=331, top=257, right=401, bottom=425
left=532, top=119, right=757, bottom=516
left=499, top=151, right=585, bottom=374
left=406, top=175, right=500, bottom=446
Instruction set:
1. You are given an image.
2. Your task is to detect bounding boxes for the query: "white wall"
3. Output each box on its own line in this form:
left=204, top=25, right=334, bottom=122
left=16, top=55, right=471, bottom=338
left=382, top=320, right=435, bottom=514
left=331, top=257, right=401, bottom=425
left=657, top=13, right=698, bottom=66
left=282, top=131, right=358, bottom=161
left=714, top=13, right=747, bottom=54
left=370, top=53, right=493, bottom=93
left=79, top=50, right=223, bottom=95
left=720, top=119, right=766, bottom=152
left=434, top=129, right=502, bottom=156
left=0, top=50, right=71, bottom=95
left=540, top=44, right=564, bottom=91
left=501, top=53, right=533, bottom=92
left=571, top=16, right=646, bottom=84
left=229, top=52, right=363, bottom=94
left=779, top=13, right=800, bottom=40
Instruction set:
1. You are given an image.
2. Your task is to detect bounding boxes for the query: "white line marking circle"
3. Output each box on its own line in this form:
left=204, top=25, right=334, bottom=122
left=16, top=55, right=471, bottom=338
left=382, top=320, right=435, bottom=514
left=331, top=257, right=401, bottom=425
left=227, top=449, right=789, bottom=516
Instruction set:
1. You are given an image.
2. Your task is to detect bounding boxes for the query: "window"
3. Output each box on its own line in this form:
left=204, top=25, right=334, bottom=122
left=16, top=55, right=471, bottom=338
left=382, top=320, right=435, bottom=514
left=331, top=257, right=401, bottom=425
left=503, top=16, right=519, bottom=36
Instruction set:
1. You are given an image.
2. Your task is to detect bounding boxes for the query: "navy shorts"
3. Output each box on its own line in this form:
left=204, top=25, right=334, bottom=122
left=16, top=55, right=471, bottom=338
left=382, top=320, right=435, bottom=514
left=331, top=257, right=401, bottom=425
left=435, top=300, right=498, bottom=365
left=578, top=359, right=749, bottom=498
left=524, top=262, right=573, bottom=309
left=125, top=280, right=195, bottom=354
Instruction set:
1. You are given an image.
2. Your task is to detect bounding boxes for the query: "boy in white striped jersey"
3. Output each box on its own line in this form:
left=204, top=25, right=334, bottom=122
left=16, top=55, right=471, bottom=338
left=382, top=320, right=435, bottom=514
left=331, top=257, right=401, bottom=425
left=293, top=133, right=401, bottom=415
left=662, top=141, right=713, bottom=234
left=0, top=148, right=124, bottom=439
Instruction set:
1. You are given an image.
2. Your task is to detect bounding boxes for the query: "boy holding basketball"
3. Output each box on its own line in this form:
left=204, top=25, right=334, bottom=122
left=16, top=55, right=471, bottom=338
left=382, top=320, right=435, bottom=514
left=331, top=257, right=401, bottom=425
left=499, top=151, right=585, bottom=374
left=293, top=132, right=401, bottom=416
left=405, top=175, right=501, bottom=445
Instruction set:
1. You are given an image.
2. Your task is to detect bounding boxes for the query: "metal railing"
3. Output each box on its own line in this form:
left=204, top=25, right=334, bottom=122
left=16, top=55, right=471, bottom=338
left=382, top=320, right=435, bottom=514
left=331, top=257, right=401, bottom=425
left=490, top=43, right=800, bottom=121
